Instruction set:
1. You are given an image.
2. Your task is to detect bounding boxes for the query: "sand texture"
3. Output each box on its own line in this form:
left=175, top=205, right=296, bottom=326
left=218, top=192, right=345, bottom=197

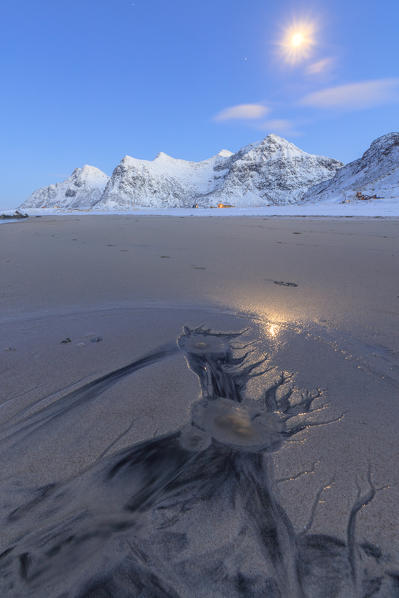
left=1, top=216, right=399, bottom=597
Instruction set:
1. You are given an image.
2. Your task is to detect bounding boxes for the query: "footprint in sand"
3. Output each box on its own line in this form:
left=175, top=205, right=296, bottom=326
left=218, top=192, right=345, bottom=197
left=265, top=278, right=298, bottom=287
left=273, top=280, right=298, bottom=287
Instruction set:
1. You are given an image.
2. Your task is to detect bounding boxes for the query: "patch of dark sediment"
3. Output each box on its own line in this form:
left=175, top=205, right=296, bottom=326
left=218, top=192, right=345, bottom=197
left=1, top=309, right=399, bottom=597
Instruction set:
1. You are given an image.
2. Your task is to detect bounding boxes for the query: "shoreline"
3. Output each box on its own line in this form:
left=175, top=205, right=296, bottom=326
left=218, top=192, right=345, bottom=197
left=3, top=200, right=399, bottom=219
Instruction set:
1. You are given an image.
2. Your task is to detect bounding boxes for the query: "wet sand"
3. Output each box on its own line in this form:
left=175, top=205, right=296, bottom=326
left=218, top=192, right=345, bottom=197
left=1, top=215, right=399, bottom=597
left=1, top=215, right=399, bottom=344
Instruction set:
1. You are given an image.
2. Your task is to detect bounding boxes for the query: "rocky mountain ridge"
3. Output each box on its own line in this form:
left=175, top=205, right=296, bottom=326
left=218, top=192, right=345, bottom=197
left=302, top=132, right=399, bottom=203
left=20, top=133, right=399, bottom=210
left=23, top=165, right=109, bottom=209
left=21, top=135, right=343, bottom=209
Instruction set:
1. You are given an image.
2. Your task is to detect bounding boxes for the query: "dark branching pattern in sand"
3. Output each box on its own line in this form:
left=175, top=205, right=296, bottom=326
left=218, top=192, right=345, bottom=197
left=1, top=327, right=398, bottom=597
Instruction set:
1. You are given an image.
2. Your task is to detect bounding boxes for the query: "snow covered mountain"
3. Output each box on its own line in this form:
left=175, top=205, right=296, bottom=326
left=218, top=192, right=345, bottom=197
left=203, top=135, right=343, bottom=206
left=96, top=150, right=234, bottom=210
left=21, top=135, right=344, bottom=210
left=302, top=133, right=399, bottom=203
left=21, top=165, right=109, bottom=209
left=95, top=135, right=342, bottom=209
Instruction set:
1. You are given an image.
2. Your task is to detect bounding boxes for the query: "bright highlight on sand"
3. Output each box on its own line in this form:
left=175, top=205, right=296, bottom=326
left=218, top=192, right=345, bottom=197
left=279, top=20, right=316, bottom=64
left=268, top=324, right=280, bottom=338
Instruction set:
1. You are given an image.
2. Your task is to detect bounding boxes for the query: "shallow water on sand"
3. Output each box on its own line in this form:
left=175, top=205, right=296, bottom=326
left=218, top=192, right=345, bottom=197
left=1, top=306, right=399, bottom=597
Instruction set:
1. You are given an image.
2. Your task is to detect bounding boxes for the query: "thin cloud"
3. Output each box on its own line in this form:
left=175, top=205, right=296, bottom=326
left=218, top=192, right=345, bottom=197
left=300, top=78, right=399, bottom=110
left=306, top=57, right=334, bottom=75
left=214, top=103, right=269, bottom=121
left=259, top=119, right=301, bottom=137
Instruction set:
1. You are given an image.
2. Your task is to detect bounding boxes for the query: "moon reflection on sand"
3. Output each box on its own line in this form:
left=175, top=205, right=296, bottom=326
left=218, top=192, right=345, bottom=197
left=1, top=325, right=398, bottom=597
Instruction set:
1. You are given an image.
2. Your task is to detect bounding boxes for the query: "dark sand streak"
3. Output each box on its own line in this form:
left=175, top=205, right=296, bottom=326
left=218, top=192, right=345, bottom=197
left=0, top=344, right=178, bottom=449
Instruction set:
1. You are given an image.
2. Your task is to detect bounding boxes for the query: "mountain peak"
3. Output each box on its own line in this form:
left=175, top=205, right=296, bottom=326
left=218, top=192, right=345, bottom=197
left=21, top=165, right=109, bottom=209
left=261, top=134, right=301, bottom=151
left=265, top=133, right=289, bottom=144
left=71, top=165, right=109, bottom=184
left=154, top=151, right=174, bottom=161
left=237, top=134, right=303, bottom=159
left=80, top=164, right=102, bottom=173
left=217, top=149, right=233, bottom=158
left=302, top=132, right=399, bottom=203
left=368, top=132, right=399, bottom=151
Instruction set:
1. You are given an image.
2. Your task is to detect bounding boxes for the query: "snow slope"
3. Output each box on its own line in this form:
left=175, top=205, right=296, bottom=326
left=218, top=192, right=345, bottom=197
left=302, top=133, right=399, bottom=204
left=21, top=166, right=109, bottom=209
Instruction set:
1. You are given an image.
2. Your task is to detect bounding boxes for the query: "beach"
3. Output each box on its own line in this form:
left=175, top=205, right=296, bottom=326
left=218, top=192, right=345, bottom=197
left=1, top=215, right=399, bottom=597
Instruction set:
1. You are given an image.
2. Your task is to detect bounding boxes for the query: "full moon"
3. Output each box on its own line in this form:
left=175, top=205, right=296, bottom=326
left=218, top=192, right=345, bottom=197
left=278, top=20, right=316, bottom=64
left=291, top=32, right=305, bottom=47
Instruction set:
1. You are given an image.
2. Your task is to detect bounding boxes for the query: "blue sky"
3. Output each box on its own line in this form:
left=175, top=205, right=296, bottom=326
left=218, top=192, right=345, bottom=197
left=1, top=0, right=398, bottom=208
